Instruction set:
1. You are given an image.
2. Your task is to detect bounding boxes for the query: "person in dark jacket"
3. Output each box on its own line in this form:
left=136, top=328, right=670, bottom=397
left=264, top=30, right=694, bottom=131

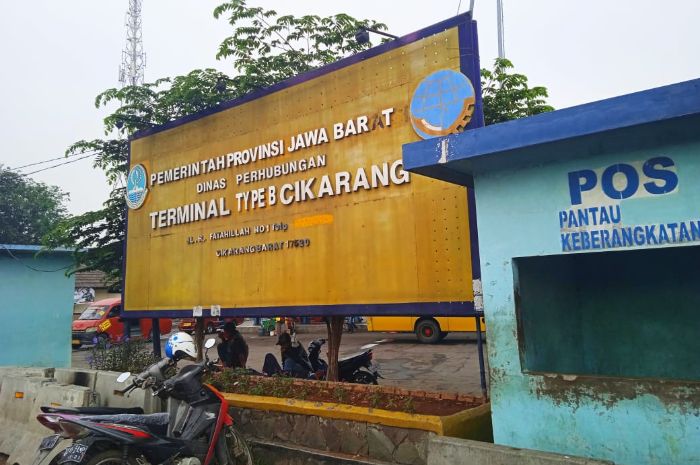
left=217, top=321, right=249, bottom=369
left=262, top=332, right=312, bottom=378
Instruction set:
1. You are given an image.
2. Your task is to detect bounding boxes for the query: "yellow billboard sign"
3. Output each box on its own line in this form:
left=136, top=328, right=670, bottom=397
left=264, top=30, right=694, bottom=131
left=124, top=14, right=482, bottom=317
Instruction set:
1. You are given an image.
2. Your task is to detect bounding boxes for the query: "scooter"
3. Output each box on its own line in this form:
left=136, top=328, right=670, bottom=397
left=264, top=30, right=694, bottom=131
left=32, top=338, right=252, bottom=465
left=307, top=338, right=381, bottom=384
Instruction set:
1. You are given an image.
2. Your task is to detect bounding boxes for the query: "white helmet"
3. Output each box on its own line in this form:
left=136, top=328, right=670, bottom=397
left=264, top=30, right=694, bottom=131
left=165, top=332, right=197, bottom=360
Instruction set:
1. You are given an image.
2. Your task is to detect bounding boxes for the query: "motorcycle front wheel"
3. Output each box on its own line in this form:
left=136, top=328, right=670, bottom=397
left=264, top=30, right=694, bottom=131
left=352, top=370, right=378, bottom=385
left=223, top=425, right=253, bottom=465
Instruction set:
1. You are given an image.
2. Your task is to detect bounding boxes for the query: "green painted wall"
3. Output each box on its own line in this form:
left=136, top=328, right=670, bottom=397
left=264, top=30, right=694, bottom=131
left=472, top=132, right=700, bottom=465
left=515, top=247, right=700, bottom=380
left=0, top=247, right=74, bottom=367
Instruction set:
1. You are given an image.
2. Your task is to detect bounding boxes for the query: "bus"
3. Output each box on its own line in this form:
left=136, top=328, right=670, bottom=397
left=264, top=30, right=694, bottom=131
left=365, top=316, right=485, bottom=344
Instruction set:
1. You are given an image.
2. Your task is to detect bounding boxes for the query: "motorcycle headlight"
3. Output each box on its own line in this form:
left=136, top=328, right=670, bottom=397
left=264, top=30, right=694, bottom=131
left=85, top=327, right=97, bottom=333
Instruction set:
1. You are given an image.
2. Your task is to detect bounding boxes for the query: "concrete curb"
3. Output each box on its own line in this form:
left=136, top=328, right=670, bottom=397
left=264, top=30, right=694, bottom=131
left=427, top=436, right=615, bottom=465
left=250, top=438, right=394, bottom=464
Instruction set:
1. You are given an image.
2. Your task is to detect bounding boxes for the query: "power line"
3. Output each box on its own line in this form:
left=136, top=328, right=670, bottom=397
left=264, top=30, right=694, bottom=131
left=18, top=152, right=99, bottom=176
left=1, top=245, right=74, bottom=273
left=9, top=150, right=99, bottom=172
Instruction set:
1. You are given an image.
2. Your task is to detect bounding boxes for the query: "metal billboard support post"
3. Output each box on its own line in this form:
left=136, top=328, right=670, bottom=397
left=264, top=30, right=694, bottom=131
left=151, top=318, right=161, bottom=357
left=195, top=318, right=205, bottom=362
left=475, top=313, right=488, bottom=399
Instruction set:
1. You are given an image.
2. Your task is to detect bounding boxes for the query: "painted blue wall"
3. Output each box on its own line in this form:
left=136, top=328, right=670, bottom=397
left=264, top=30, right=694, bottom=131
left=402, top=79, right=700, bottom=465
left=473, top=134, right=700, bottom=465
left=0, top=246, right=74, bottom=368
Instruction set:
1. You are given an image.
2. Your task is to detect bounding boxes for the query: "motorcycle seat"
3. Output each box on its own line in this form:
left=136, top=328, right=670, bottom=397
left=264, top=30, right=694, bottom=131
left=81, top=413, right=170, bottom=437
left=339, top=351, right=368, bottom=363
left=40, top=406, right=145, bottom=415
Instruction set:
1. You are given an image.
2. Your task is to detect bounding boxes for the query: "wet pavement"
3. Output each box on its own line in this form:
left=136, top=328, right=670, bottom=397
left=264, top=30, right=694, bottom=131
left=72, top=326, right=489, bottom=396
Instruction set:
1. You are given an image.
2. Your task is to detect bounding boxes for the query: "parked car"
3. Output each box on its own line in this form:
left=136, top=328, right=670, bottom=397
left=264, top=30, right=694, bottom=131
left=71, top=297, right=172, bottom=349
left=178, top=317, right=245, bottom=334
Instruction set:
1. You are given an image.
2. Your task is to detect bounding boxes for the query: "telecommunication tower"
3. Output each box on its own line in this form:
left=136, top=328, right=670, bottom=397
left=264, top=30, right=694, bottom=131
left=118, top=0, right=146, bottom=87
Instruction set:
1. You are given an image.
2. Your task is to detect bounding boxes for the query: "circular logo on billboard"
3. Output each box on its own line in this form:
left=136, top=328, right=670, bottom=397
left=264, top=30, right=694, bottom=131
left=409, top=69, right=476, bottom=139
left=125, top=164, right=148, bottom=209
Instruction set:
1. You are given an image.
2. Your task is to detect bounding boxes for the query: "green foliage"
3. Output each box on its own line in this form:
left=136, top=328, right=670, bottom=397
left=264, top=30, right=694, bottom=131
left=214, top=0, right=386, bottom=90
left=481, top=57, right=554, bottom=125
left=332, top=385, right=347, bottom=403
left=43, top=69, right=238, bottom=281
left=0, top=166, right=68, bottom=245
left=207, top=371, right=452, bottom=415
left=89, top=338, right=160, bottom=374
left=45, top=2, right=383, bottom=281
left=43, top=4, right=552, bottom=292
left=43, top=188, right=125, bottom=283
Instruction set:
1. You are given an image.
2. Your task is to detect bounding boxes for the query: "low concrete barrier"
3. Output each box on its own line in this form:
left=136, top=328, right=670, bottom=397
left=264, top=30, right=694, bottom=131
left=55, top=368, right=162, bottom=414
left=0, top=367, right=162, bottom=465
left=0, top=367, right=54, bottom=379
left=0, top=373, right=92, bottom=465
left=7, top=383, right=91, bottom=465
left=427, top=436, right=615, bottom=465
left=93, top=371, right=163, bottom=414
left=0, top=367, right=616, bottom=465
left=54, top=367, right=98, bottom=388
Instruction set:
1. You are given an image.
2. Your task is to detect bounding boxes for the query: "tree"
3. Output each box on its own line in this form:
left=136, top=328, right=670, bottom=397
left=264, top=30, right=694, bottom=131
left=49, top=3, right=552, bottom=378
left=42, top=69, right=252, bottom=283
left=0, top=166, right=68, bottom=245
left=481, top=57, right=554, bottom=125
left=213, top=1, right=386, bottom=90
left=46, top=0, right=385, bottom=378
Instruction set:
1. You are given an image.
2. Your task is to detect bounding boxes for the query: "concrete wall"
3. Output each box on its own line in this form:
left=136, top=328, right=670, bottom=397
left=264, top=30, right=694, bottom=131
left=473, top=128, right=700, bottom=465
left=427, top=436, right=612, bottom=465
left=231, top=407, right=434, bottom=465
left=0, top=247, right=74, bottom=368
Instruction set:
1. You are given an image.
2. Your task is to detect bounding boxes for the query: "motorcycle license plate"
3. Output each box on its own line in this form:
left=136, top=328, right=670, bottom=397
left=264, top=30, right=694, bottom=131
left=59, top=443, right=88, bottom=464
left=71, top=339, right=80, bottom=345
left=39, top=435, right=60, bottom=451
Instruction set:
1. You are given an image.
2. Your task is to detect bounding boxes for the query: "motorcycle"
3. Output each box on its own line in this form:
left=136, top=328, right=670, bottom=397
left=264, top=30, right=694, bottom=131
left=307, top=338, right=381, bottom=384
left=32, top=338, right=253, bottom=465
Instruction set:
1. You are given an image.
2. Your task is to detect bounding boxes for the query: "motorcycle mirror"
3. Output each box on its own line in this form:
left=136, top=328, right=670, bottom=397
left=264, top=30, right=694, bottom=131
left=117, top=372, right=131, bottom=383
left=204, top=338, right=216, bottom=349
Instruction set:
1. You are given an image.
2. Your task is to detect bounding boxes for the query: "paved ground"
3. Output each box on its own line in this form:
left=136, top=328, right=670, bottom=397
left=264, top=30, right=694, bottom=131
left=72, top=326, right=489, bottom=396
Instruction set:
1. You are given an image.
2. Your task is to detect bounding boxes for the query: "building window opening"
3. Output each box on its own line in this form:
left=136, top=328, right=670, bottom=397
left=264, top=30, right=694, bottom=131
left=513, top=246, right=700, bottom=381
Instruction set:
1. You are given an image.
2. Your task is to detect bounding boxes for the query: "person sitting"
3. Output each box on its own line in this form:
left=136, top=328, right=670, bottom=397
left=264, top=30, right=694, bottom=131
left=262, top=332, right=312, bottom=378
left=217, top=321, right=249, bottom=369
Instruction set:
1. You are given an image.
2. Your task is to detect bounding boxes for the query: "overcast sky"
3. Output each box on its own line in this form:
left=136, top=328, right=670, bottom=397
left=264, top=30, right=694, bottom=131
left=1, top=0, right=698, bottom=214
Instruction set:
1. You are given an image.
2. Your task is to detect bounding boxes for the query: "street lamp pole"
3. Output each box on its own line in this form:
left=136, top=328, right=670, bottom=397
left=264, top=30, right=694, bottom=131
left=497, top=0, right=506, bottom=58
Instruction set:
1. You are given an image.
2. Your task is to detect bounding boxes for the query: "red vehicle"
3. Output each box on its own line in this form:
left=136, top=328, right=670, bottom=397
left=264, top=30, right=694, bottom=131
left=72, top=297, right=172, bottom=349
left=178, top=317, right=245, bottom=334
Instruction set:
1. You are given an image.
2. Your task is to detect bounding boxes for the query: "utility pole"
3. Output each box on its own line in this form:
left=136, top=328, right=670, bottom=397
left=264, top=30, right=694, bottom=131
left=119, top=0, right=146, bottom=87
left=496, top=0, right=505, bottom=58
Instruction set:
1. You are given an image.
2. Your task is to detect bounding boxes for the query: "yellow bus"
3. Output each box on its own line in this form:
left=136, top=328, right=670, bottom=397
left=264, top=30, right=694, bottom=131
left=365, top=316, right=486, bottom=344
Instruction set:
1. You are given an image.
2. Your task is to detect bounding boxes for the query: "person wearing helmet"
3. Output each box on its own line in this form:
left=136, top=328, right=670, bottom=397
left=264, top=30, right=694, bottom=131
left=217, top=321, right=249, bottom=369
left=165, top=332, right=197, bottom=360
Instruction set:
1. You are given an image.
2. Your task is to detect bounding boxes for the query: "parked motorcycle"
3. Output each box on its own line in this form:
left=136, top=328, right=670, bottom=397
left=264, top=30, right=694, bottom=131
left=32, top=337, right=252, bottom=465
left=307, top=338, right=381, bottom=384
